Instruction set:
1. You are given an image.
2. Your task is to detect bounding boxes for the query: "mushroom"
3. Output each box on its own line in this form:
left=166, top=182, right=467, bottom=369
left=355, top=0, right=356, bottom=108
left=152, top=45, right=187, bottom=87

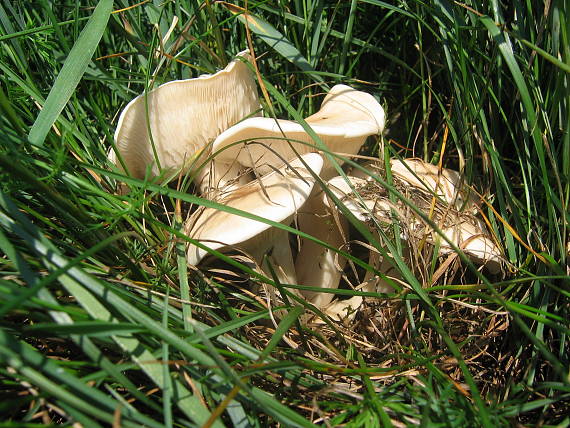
left=314, top=175, right=400, bottom=320
left=206, top=84, right=385, bottom=309
left=309, top=159, right=502, bottom=320
left=111, top=50, right=261, bottom=192
left=210, top=84, right=385, bottom=181
left=384, top=158, right=501, bottom=272
left=185, top=153, right=324, bottom=286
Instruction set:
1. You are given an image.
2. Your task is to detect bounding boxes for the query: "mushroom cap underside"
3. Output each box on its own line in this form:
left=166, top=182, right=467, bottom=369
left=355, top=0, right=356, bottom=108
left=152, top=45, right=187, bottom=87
left=211, top=117, right=375, bottom=175
left=112, top=50, right=261, bottom=179
left=186, top=152, right=324, bottom=265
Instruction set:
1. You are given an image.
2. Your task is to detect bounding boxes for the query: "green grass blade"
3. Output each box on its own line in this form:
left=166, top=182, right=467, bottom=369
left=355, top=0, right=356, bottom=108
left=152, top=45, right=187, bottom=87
left=0, top=192, right=223, bottom=427
left=0, top=329, right=163, bottom=428
left=257, top=305, right=303, bottom=362
left=339, top=0, right=357, bottom=75
left=28, top=0, right=113, bottom=146
left=225, top=4, right=323, bottom=83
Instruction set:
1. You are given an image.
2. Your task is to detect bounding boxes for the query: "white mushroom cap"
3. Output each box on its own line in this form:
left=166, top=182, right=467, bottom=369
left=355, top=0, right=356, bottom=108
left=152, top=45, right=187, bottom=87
left=325, top=165, right=502, bottom=272
left=112, top=51, right=260, bottom=180
left=389, top=158, right=476, bottom=212
left=186, top=153, right=323, bottom=266
left=211, top=84, right=385, bottom=180
left=305, top=84, right=385, bottom=132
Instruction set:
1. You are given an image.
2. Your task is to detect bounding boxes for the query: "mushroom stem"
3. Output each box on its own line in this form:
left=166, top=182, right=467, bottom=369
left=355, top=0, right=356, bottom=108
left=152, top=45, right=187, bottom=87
left=248, top=227, right=298, bottom=285
left=186, top=153, right=324, bottom=305
left=362, top=244, right=399, bottom=294
left=295, top=191, right=348, bottom=308
left=320, top=229, right=403, bottom=321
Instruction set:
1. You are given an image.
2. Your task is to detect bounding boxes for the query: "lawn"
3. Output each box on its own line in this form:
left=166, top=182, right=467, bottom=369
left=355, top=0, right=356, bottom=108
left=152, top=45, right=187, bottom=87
left=0, top=1, right=568, bottom=426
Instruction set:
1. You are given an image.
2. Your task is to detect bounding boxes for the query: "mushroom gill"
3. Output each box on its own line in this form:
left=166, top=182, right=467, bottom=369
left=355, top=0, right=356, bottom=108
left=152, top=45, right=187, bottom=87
left=111, top=50, right=260, bottom=183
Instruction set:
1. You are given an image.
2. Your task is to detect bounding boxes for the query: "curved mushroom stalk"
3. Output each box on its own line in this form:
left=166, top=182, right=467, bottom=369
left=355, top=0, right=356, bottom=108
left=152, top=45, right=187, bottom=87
left=294, top=192, right=349, bottom=308
left=318, top=245, right=402, bottom=322
left=296, top=173, right=403, bottom=321
left=318, top=176, right=401, bottom=320
left=211, top=84, right=385, bottom=181
left=311, top=252, right=403, bottom=323
left=185, top=153, right=324, bottom=287
left=111, top=50, right=260, bottom=184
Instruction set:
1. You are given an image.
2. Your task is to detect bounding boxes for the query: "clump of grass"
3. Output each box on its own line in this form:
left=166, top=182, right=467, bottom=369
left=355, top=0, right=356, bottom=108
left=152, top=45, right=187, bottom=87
left=1, top=1, right=568, bottom=427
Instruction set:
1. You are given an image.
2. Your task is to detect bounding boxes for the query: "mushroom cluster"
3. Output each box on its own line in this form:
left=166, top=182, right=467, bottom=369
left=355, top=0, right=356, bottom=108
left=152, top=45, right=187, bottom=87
left=317, top=159, right=503, bottom=319
left=111, top=50, right=502, bottom=322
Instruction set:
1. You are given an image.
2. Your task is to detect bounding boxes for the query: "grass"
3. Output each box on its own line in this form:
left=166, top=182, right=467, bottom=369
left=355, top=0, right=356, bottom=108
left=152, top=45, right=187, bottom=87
left=0, top=0, right=569, bottom=426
